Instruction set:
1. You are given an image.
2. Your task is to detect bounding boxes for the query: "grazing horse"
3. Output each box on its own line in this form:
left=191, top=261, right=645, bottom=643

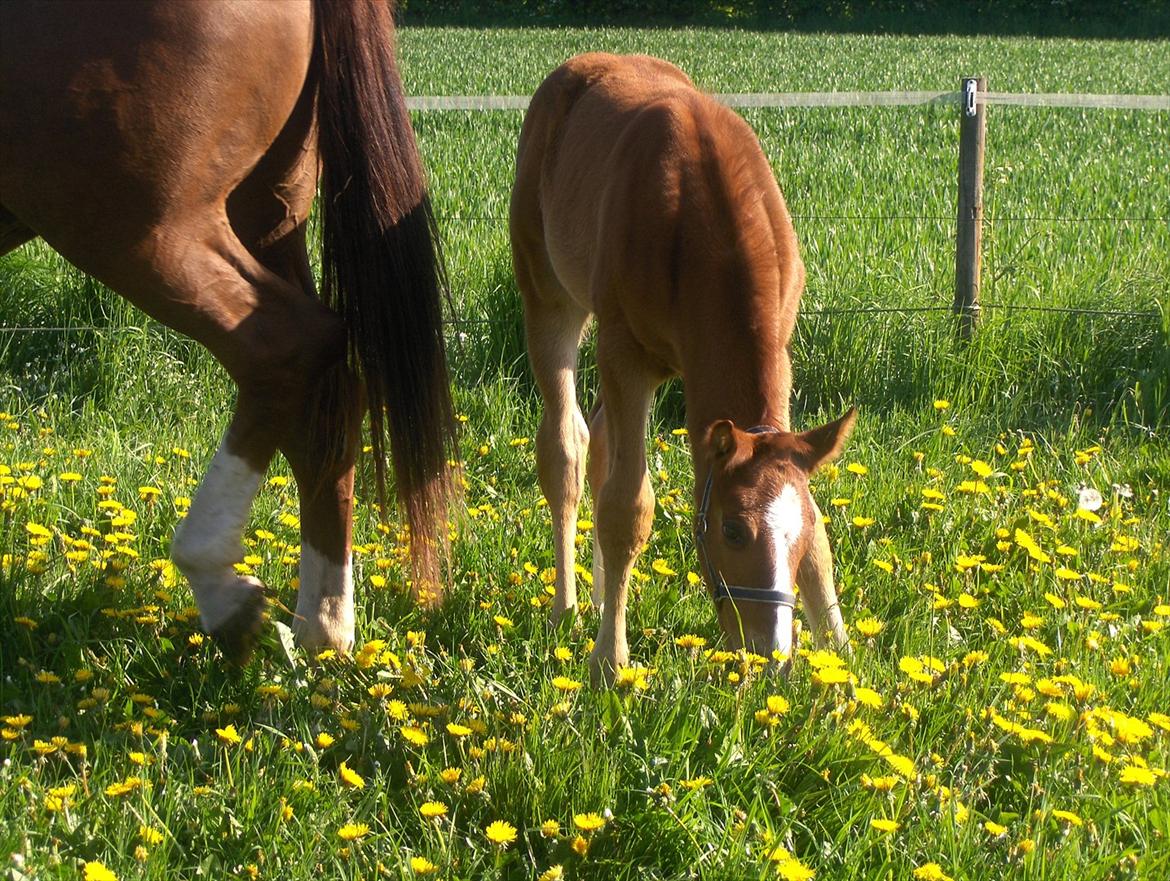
left=511, top=54, right=855, bottom=685
left=0, top=0, right=457, bottom=661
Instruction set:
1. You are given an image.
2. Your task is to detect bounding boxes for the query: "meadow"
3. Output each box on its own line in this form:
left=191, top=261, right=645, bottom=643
left=1, top=26, right=1168, bottom=881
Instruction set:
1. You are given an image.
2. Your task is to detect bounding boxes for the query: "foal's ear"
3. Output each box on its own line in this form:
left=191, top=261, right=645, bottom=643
left=796, top=406, right=858, bottom=472
left=705, top=419, right=738, bottom=459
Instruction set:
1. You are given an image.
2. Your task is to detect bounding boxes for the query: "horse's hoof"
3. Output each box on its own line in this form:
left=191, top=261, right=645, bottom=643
left=292, top=628, right=355, bottom=658
left=209, top=586, right=267, bottom=666
left=547, top=602, right=577, bottom=632
left=588, top=644, right=628, bottom=688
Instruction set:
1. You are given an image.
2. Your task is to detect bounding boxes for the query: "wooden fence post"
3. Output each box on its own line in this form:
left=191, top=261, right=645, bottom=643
left=954, top=76, right=986, bottom=340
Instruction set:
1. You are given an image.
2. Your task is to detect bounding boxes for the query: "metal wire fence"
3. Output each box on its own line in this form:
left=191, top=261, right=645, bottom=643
left=2, top=87, right=1166, bottom=337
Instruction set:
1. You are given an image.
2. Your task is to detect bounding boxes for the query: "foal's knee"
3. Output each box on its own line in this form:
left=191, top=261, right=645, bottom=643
left=597, top=473, right=654, bottom=559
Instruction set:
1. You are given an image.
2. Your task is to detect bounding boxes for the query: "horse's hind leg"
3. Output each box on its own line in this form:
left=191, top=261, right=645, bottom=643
left=140, top=221, right=349, bottom=663
left=228, top=123, right=362, bottom=654
left=279, top=363, right=362, bottom=654
left=227, top=224, right=362, bottom=655
left=516, top=251, right=590, bottom=623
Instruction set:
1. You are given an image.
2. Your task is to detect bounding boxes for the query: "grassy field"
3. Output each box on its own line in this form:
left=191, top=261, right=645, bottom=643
left=1, top=26, right=1168, bottom=881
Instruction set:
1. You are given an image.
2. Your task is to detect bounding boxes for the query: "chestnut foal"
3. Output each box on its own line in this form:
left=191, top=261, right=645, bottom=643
left=511, top=54, right=855, bottom=685
left=0, top=0, right=456, bottom=662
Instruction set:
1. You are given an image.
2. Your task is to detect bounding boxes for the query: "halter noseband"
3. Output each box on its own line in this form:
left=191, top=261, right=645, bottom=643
left=694, top=425, right=797, bottom=609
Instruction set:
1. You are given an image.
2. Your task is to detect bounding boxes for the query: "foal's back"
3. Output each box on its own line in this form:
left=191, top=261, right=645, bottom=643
left=511, top=52, right=803, bottom=377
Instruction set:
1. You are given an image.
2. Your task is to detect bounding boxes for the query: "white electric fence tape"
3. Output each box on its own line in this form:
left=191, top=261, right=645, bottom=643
left=405, top=92, right=1170, bottom=112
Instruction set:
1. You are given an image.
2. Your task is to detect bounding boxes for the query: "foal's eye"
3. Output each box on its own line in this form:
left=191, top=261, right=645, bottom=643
left=721, top=519, right=747, bottom=548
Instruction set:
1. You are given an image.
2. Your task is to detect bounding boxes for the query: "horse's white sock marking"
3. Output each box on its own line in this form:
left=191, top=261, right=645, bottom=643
left=294, top=543, right=355, bottom=650
left=171, top=441, right=263, bottom=632
left=763, top=483, right=804, bottom=654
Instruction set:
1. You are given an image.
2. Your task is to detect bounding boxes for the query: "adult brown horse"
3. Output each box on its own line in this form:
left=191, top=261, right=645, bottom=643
left=511, top=54, right=855, bottom=685
left=0, top=0, right=456, bottom=661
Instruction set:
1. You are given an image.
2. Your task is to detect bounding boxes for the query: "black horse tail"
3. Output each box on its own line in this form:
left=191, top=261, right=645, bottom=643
left=312, top=0, right=456, bottom=600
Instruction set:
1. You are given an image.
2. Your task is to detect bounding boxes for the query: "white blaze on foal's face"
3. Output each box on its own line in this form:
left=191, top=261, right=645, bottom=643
left=759, top=482, right=806, bottom=655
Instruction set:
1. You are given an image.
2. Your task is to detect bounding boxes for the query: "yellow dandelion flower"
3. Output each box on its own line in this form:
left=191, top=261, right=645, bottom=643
left=768, top=847, right=816, bottom=881
left=552, top=675, right=582, bottom=692
left=84, top=862, right=119, bottom=881
left=401, top=726, right=429, bottom=747
left=465, top=775, right=486, bottom=795
left=139, top=825, right=164, bottom=845
left=419, top=801, right=449, bottom=819
left=214, top=724, right=242, bottom=746
left=854, top=617, right=884, bottom=637
left=484, top=819, right=517, bottom=847
left=913, top=864, right=953, bottom=881
left=573, top=812, right=606, bottom=832
left=812, top=666, right=850, bottom=686
left=538, top=867, right=565, bottom=881
left=339, top=760, right=365, bottom=789
left=104, top=776, right=144, bottom=797
left=651, top=558, right=677, bottom=576
left=870, top=818, right=900, bottom=833
left=410, top=856, right=439, bottom=875
left=766, top=694, right=791, bottom=714
left=337, top=822, right=370, bottom=841
left=1119, top=764, right=1157, bottom=787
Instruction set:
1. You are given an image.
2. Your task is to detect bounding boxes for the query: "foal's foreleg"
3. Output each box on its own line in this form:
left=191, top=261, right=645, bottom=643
left=586, top=403, right=608, bottom=611
left=590, top=357, right=658, bottom=686
left=796, top=498, right=849, bottom=649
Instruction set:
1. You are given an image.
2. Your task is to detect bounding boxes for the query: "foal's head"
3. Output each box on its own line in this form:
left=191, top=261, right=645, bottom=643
left=694, top=409, right=857, bottom=659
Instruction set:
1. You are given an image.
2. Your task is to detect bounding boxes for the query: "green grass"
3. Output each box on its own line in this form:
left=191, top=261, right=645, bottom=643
left=1, top=25, right=1168, bottom=881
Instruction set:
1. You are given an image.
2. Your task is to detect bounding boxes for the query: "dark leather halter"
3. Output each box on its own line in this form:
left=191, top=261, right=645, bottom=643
left=694, top=425, right=798, bottom=608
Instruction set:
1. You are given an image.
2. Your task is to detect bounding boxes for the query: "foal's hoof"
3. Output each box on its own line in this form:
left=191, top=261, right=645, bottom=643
left=209, top=586, right=267, bottom=666
left=588, top=644, right=629, bottom=689
left=547, top=601, right=577, bottom=632
left=292, top=622, right=356, bottom=658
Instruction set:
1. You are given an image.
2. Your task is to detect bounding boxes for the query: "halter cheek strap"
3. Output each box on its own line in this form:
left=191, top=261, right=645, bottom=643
left=694, top=425, right=798, bottom=609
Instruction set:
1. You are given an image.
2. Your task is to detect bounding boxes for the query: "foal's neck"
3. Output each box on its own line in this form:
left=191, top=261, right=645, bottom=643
left=681, top=326, right=790, bottom=442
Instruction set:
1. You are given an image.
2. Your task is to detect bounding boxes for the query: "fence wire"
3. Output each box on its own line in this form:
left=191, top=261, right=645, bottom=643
left=2, top=299, right=1159, bottom=339
left=3, top=88, right=1165, bottom=339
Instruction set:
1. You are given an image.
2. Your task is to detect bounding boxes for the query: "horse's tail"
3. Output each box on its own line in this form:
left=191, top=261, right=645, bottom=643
left=312, top=0, right=456, bottom=601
